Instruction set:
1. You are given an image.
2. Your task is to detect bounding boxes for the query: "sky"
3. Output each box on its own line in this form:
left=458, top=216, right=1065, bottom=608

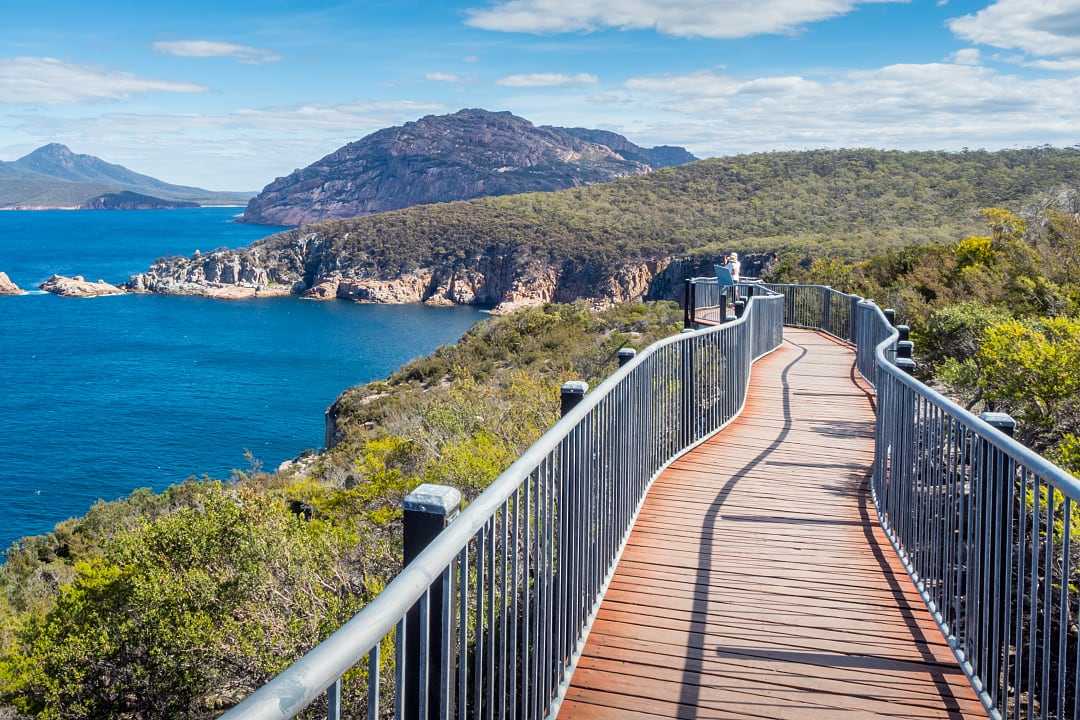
left=0, top=0, right=1078, bottom=190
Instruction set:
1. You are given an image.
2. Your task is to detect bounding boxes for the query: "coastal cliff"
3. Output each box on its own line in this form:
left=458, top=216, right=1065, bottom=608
left=127, top=235, right=696, bottom=312
left=131, top=148, right=1080, bottom=311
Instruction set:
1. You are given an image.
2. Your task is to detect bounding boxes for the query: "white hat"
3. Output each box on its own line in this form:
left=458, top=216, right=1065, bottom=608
left=729, top=252, right=738, bottom=260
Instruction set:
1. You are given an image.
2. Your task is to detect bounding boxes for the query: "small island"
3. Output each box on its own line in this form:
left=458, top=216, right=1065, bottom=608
left=80, top=191, right=200, bottom=211
left=0, top=272, right=24, bottom=295
left=39, top=274, right=126, bottom=297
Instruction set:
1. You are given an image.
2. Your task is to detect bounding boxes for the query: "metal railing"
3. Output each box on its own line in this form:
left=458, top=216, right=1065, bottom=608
left=760, top=282, right=1080, bottom=720
left=220, top=288, right=785, bottom=720
left=761, top=282, right=862, bottom=342
left=684, top=279, right=775, bottom=327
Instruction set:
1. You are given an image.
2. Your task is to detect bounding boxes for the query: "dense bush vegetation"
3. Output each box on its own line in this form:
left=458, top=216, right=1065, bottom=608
left=262, top=148, right=1080, bottom=279
left=766, top=196, right=1080, bottom=474
left=0, top=302, right=681, bottom=719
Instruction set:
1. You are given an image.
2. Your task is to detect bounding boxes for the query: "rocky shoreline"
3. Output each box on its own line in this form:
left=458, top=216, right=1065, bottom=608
left=125, top=236, right=776, bottom=312
left=39, top=274, right=126, bottom=297
left=0, top=272, right=24, bottom=295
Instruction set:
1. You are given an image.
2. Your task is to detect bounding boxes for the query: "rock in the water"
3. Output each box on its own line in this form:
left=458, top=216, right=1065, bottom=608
left=39, top=274, right=126, bottom=297
left=0, top=272, right=24, bottom=295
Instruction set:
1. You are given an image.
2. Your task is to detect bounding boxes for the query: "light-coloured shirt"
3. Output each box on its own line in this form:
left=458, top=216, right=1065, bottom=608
left=726, top=260, right=741, bottom=281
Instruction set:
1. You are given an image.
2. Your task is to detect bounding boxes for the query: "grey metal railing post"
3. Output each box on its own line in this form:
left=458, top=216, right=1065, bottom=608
left=681, top=328, right=695, bottom=445
left=897, top=340, right=914, bottom=359
left=560, top=381, right=588, bottom=416
left=822, top=287, right=832, bottom=333
left=896, top=324, right=910, bottom=342
left=617, top=348, right=637, bottom=367
left=403, top=484, right=461, bottom=720
left=980, top=412, right=1016, bottom=438
left=884, top=308, right=897, bottom=326
left=683, top=279, right=694, bottom=328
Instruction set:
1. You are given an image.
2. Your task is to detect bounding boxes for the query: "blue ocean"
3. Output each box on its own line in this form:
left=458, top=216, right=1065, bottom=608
left=0, top=208, right=484, bottom=549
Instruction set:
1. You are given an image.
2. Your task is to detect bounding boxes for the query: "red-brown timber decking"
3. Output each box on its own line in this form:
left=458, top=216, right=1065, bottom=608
left=557, top=329, right=984, bottom=719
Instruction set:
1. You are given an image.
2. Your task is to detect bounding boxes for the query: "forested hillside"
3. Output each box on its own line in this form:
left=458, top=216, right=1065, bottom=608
left=0, top=303, right=681, bottom=719
left=135, top=147, right=1080, bottom=311
left=768, top=195, right=1080, bottom=473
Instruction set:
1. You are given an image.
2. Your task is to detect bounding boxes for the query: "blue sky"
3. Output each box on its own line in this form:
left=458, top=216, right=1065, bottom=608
left=0, top=0, right=1077, bottom=189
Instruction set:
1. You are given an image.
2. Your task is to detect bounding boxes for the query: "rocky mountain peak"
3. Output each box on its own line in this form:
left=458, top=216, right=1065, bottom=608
left=240, top=108, right=696, bottom=226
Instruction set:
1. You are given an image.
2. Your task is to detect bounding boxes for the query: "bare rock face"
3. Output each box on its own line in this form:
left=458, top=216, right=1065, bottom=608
left=129, top=223, right=772, bottom=313
left=128, top=242, right=307, bottom=299
left=240, top=109, right=695, bottom=226
left=0, top=272, right=24, bottom=295
left=39, top=274, right=125, bottom=297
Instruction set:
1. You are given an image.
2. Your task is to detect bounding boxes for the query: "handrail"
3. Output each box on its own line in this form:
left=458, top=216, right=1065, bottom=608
left=754, top=282, right=1080, bottom=720
left=220, top=288, right=785, bottom=719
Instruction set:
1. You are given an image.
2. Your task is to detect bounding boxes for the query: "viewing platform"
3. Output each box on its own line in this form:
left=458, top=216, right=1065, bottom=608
left=559, top=330, right=981, bottom=719
left=222, top=282, right=1078, bottom=720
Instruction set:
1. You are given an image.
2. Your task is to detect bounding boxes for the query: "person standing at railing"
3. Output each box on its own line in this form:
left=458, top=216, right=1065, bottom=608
left=716, top=253, right=742, bottom=305
left=725, top=252, right=741, bottom=282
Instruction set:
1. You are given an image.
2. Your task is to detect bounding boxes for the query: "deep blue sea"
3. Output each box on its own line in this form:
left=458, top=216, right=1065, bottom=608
left=0, top=208, right=484, bottom=549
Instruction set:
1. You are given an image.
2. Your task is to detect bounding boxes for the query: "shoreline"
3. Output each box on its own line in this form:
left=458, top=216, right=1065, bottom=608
left=0, top=204, right=250, bottom=211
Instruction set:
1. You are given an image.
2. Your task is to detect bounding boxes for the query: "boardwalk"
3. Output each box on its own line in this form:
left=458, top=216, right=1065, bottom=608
left=558, top=329, right=984, bottom=719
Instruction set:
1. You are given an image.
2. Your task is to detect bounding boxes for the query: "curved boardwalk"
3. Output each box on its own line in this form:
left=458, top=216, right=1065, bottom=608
left=558, top=329, right=984, bottom=719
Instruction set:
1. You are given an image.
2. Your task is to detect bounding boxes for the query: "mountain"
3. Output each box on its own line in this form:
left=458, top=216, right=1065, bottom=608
left=239, top=108, right=697, bottom=225
left=80, top=191, right=200, bottom=210
left=548, top=127, right=696, bottom=168
left=133, top=147, right=1080, bottom=311
left=0, top=144, right=252, bottom=208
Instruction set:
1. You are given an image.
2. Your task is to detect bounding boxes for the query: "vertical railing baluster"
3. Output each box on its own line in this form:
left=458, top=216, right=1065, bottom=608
left=369, top=644, right=381, bottom=720
left=328, top=678, right=341, bottom=720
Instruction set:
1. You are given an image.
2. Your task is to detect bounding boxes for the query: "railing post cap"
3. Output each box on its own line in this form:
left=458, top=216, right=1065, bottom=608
left=979, top=411, right=1017, bottom=434
left=403, top=483, right=461, bottom=516
left=680, top=327, right=696, bottom=334
left=617, top=347, right=637, bottom=358
left=561, top=380, right=589, bottom=396
left=895, top=357, right=917, bottom=374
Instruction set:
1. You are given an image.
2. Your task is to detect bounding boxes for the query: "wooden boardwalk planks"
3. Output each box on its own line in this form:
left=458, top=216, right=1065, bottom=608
left=557, top=329, right=983, bottom=719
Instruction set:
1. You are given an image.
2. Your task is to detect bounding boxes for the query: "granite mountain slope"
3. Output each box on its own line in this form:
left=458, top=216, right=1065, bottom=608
left=239, top=109, right=697, bottom=225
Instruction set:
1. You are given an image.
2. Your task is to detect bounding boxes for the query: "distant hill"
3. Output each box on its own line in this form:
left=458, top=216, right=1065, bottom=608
left=135, top=147, right=1080, bottom=313
left=80, top=191, right=200, bottom=210
left=0, top=144, right=252, bottom=208
left=240, top=108, right=697, bottom=225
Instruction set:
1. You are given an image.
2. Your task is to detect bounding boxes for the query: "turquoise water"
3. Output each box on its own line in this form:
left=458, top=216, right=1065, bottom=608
left=0, top=209, right=484, bottom=549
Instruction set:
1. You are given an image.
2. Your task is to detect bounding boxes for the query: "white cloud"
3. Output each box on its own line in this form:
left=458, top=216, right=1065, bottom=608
left=497, top=72, right=598, bottom=87
left=463, top=55, right=481, bottom=63
left=949, top=48, right=981, bottom=65
left=599, top=62, right=1080, bottom=156
left=153, top=40, right=281, bottom=64
left=0, top=100, right=446, bottom=188
left=425, top=72, right=462, bottom=82
left=466, top=0, right=905, bottom=39
left=949, top=1, right=1080, bottom=58
left=1027, top=57, right=1080, bottom=71
left=0, top=57, right=205, bottom=104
